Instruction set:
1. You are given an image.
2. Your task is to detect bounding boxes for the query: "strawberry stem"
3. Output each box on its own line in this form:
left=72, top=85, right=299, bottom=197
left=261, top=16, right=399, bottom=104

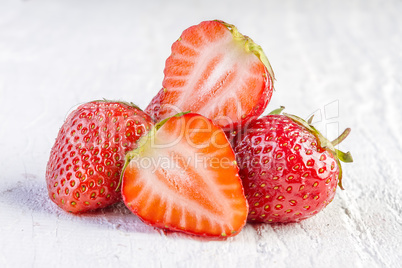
left=331, top=128, right=351, bottom=146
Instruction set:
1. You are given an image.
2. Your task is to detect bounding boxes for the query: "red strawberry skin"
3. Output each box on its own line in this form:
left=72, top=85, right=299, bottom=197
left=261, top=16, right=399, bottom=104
left=233, top=115, right=339, bottom=223
left=145, top=20, right=274, bottom=131
left=122, top=113, right=248, bottom=238
left=46, top=101, right=154, bottom=213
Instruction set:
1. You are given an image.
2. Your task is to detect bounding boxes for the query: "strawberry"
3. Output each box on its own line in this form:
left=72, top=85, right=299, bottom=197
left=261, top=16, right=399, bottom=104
left=46, top=101, right=154, bottom=213
left=145, top=20, right=274, bottom=131
left=121, top=113, right=248, bottom=238
left=233, top=108, right=353, bottom=223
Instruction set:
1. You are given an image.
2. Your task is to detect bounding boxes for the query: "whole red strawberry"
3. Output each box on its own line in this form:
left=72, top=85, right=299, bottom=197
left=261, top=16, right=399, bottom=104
left=145, top=20, right=275, bottom=131
left=233, top=108, right=353, bottom=223
left=46, top=101, right=154, bottom=213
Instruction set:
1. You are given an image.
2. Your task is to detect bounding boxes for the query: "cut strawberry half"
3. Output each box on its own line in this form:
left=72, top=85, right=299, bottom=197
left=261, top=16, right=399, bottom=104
left=121, top=113, right=248, bottom=238
left=145, top=20, right=275, bottom=131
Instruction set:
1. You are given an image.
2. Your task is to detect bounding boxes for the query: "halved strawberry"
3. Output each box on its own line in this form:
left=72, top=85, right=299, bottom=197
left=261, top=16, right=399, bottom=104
left=121, top=113, right=248, bottom=238
left=145, top=20, right=274, bottom=131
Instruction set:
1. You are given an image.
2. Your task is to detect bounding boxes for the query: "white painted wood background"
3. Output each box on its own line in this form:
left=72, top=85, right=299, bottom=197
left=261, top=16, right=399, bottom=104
left=0, top=0, right=401, bottom=267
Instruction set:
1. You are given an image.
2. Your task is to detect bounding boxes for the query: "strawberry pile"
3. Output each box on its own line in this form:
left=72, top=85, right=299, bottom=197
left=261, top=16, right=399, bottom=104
left=46, top=20, right=352, bottom=239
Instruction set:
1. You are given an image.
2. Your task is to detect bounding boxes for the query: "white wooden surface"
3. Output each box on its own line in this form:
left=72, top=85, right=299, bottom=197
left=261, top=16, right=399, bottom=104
left=0, top=0, right=401, bottom=267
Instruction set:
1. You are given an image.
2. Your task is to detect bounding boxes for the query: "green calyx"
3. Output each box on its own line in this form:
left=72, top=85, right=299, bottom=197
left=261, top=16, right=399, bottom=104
left=115, top=111, right=190, bottom=192
left=115, top=127, right=155, bottom=192
left=217, top=20, right=275, bottom=85
left=154, top=111, right=190, bottom=131
left=268, top=106, right=285, bottom=115
left=268, top=107, right=353, bottom=190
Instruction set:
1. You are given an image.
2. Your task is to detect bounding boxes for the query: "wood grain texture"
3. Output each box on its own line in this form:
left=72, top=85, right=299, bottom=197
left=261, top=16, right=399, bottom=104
left=0, top=0, right=401, bottom=267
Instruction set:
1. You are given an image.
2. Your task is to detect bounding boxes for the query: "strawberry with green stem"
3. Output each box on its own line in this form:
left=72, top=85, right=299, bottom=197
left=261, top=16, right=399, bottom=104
left=233, top=107, right=353, bottom=223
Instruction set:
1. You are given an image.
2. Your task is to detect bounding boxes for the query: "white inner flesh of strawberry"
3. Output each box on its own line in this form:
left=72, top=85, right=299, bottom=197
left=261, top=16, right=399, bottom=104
left=125, top=123, right=244, bottom=233
left=165, top=32, right=264, bottom=125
